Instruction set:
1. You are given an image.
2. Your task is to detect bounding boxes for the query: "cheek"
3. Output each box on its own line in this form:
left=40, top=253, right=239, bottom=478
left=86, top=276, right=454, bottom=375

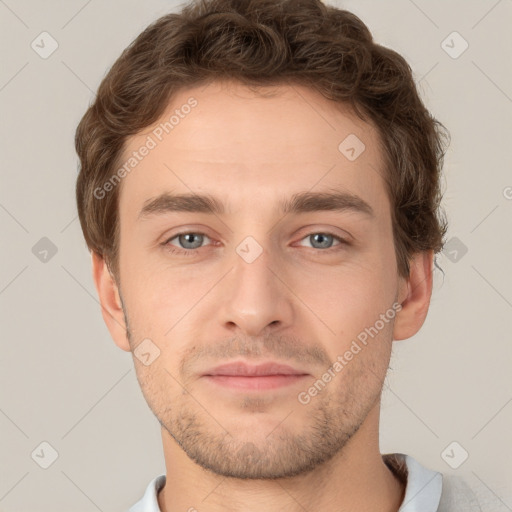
left=293, top=258, right=397, bottom=354
left=300, top=257, right=391, bottom=312
left=124, top=271, right=217, bottom=359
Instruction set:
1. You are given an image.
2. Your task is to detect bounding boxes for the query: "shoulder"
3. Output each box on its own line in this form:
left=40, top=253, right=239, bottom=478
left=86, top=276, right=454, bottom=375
left=438, top=472, right=511, bottom=512
left=384, top=453, right=511, bottom=512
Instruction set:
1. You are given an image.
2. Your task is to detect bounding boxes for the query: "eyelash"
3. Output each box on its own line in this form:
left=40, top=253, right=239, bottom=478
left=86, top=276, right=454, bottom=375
left=161, top=231, right=349, bottom=257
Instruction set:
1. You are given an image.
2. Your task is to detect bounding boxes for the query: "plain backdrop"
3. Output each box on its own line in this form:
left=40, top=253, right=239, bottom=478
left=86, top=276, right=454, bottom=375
left=1, top=0, right=511, bottom=510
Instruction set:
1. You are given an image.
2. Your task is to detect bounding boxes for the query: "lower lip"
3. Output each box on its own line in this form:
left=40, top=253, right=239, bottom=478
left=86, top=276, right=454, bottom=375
left=203, top=374, right=309, bottom=391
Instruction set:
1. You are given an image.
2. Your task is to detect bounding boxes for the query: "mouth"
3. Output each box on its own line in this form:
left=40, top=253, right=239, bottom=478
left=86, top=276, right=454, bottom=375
left=201, top=361, right=310, bottom=391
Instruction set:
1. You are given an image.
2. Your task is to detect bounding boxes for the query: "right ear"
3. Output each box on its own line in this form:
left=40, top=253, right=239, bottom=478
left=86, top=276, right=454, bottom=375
left=91, top=251, right=131, bottom=352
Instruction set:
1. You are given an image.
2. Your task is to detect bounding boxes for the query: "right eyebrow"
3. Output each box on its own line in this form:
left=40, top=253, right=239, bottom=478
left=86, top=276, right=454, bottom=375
left=138, top=192, right=225, bottom=220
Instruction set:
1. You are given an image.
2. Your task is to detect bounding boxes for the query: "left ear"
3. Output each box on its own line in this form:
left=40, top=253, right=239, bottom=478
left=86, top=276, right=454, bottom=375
left=393, top=250, right=434, bottom=341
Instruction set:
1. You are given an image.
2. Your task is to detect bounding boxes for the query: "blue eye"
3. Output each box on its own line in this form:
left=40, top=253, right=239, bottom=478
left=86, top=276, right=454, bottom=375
left=161, top=231, right=348, bottom=257
left=299, top=232, right=343, bottom=250
left=163, top=232, right=211, bottom=256
left=173, top=233, right=207, bottom=249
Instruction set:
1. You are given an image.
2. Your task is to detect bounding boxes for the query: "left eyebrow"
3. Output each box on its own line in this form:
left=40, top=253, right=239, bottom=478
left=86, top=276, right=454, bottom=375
left=137, top=190, right=374, bottom=220
left=279, top=190, right=374, bottom=218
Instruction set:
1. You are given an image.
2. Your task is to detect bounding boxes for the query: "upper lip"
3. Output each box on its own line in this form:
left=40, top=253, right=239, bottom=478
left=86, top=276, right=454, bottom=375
left=202, top=361, right=309, bottom=377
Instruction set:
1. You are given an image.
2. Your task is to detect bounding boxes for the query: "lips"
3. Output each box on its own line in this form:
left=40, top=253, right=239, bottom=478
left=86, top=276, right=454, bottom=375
left=202, top=361, right=309, bottom=377
left=200, top=361, right=310, bottom=391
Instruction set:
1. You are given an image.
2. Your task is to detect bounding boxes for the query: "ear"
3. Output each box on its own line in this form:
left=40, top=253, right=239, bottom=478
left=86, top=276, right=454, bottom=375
left=91, top=251, right=131, bottom=352
left=393, top=250, right=434, bottom=341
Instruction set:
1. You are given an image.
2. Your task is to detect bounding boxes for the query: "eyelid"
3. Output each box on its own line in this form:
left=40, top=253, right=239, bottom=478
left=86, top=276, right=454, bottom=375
left=165, top=231, right=212, bottom=245
left=161, top=228, right=350, bottom=255
left=159, top=225, right=215, bottom=245
left=295, top=232, right=348, bottom=248
left=162, top=231, right=214, bottom=253
left=293, top=224, right=353, bottom=244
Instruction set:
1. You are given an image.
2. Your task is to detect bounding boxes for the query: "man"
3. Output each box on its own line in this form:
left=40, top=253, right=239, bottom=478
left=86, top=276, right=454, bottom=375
left=74, top=0, right=497, bottom=510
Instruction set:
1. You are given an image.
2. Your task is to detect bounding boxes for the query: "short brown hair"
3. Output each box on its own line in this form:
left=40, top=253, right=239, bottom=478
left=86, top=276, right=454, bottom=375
left=75, top=0, right=449, bottom=282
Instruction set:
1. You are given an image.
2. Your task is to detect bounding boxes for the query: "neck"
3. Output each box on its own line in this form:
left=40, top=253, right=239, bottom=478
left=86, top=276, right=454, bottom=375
left=157, top=404, right=405, bottom=512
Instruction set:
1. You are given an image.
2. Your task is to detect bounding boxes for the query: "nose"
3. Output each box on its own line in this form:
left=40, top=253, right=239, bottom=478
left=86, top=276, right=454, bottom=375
left=217, top=239, right=294, bottom=337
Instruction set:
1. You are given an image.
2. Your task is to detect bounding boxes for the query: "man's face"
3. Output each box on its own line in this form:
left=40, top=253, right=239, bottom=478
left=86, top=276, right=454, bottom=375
left=113, top=81, right=406, bottom=479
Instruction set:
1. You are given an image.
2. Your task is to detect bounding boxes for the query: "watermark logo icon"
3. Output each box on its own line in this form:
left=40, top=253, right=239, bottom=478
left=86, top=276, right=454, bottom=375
left=31, top=441, right=59, bottom=469
left=31, top=32, right=59, bottom=59
left=441, top=31, right=469, bottom=59
left=236, top=236, right=263, bottom=263
left=441, top=441, right=469, bottom=469
left=442, top=236, right=468, bottom=263
left=338, top=134, right=366, bottom=161
left=134, top=338, right=161, bottom=366
left=32, top=237, right=58, bottom=263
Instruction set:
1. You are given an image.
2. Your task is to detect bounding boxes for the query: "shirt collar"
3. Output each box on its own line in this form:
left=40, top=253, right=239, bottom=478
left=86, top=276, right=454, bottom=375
left=129, top=453, right=443, bottom=512
left=388, top=453, right=443, bottom=512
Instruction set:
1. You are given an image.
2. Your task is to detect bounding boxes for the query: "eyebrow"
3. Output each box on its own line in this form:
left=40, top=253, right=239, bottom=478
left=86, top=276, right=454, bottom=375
left=137, top=190, right=374, bottom=220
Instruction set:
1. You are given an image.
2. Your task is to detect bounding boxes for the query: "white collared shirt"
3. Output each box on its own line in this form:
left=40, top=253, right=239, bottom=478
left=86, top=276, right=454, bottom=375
left=127, top=452, right=506, bottom=511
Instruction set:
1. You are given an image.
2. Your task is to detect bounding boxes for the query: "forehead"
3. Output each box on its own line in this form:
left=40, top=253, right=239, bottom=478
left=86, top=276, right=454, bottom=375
left=117, top=80, right=389, bottom=221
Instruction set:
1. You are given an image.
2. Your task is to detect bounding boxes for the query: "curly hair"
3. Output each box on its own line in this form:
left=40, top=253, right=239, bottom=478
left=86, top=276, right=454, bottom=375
left=75, top=0, right=449, bottom=282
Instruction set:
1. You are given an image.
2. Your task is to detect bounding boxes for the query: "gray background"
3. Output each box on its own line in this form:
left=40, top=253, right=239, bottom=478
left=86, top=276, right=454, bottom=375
left=1, top=0, right=511, bottom=510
